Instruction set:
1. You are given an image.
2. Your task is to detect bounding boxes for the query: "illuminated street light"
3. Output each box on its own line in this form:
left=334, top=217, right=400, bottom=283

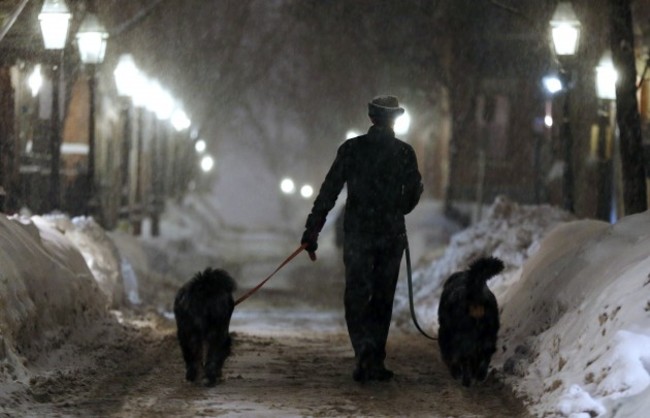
left=75, top=13, right=108, bottom=65
left=549, top=2, right=581, bottom=57
left=346, top=130, right=360, bottom=139
left=595, top=51, right=618, bottom=101
left=544, top=115, right=553, bottom=128
left=28, top=65, right=43, bottom=97
left=114, top=54, right=140, bottom=98
left=280, top=178, right=295, bottom=194
left=195, top=139, right=206, bottom=153
left=171, top=108, right=191, bottom=131
left=148, top=80, right=174, bottom=120
left=543, top=75, right=563, bottom=95
left=38, top=0, right=71, bottom=50
left=200, top=155, right=214, bottom=172
left=300, top=184, right=314, bottom=199
left=394, top=109, right=411, bottom=135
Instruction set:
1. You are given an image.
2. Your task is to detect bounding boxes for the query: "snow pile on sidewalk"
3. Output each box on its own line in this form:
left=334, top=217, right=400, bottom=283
left=497, top=211, right=650, bottom=417
left=394, top=196, right=650, bottom=417
left=393, top=196, right=574, bottom=332
left=0, top=214, right=110, bottom=382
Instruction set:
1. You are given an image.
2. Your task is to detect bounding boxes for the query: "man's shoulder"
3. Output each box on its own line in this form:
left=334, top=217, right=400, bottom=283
left=393, top=137, right=415, bottom=152
left=341, top=135, right=368, bottom=149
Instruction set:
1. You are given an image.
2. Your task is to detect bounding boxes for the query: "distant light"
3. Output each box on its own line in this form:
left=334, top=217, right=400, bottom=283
left=28, top=65, right=43, bottom=97
left=114, top=54, right=140, bottom=98
left=200, top=155, right=214, bottom=172
left=543, top=76, right=563, bottom=94
left=130, top=75, right=150, bottom=108
left=595, top=51, right=618, bottom=100
left=300, top=184, right=314, bottom=199
left=280, top=178, right=295, bottom=194
left=544, top=115, right=553, bottom=127
left=346, top=130, right=360, bottom=139
left=147, top=80, right=174, bottom=120
left=195, top=139, right=206, bottom=153
left=394, top=109, right=411, bottom=135
left=171, top=108, right=191, bottom=131
left=38, top=0, right=71, bottom=50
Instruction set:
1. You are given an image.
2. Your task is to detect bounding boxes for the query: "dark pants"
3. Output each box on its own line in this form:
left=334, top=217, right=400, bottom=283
left=343, top=232, right=405, bottom=364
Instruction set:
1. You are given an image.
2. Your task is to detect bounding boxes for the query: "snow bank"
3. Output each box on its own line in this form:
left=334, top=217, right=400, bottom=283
left=41, top=215, right=126, bottom=307
left=396, top=198, right=650, bottom=417
left=498, top=211, right=650, bottom=417
left=393, top=196, right=574, bottom=333
left=0, top=214, right=108, bottom=381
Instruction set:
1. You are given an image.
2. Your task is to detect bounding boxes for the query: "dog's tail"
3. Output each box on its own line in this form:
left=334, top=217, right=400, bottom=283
left=467, top=256, right=504, bottom=287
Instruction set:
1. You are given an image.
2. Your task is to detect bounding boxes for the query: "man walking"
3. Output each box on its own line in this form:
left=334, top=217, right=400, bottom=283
left=301, top=95, right=423, bottom=382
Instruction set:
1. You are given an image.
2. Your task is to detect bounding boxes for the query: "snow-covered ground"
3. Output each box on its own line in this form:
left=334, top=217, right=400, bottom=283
left=1, top=193, right=649, bottom=417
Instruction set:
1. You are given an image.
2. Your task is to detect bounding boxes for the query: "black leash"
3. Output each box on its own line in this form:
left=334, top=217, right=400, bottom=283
left=405, top=232, right=438, bottom=341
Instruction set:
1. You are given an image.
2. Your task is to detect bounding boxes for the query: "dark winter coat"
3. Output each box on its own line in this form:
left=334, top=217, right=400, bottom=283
left=305, top=125, right=423, bottom=237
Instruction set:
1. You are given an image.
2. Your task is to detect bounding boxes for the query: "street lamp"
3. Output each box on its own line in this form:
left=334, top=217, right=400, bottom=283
left=394, top=108, right=411, bottom=136
left=28, top=65, right=43, bottom=97
left=76, top=12, right=109, bottom=217
left=38, top=0, right=71, bottom=50
left=300, top=184, right=314, bottom=199
left=595, top=52, right=617, bottom=101
left=549, top=1, right=581, bottom=213
left=76, top=13, right=108, bottom=64
left=346, top=130, right=360, bottom=140
left=595, top=51, right=618, bottom=221
left=194, top=139, right=206, bottom=153
left=280, top=178, right=295, bottom=194
left=549, top=2, right=581, bottom=57
left=200, top=155, right=214, bottom=172
left=39, top=0, right=72, bottom=211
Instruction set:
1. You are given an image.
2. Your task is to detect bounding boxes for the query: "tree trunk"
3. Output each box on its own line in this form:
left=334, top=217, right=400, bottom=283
left=0, top=67, right=13, bottom=212
left=609, top=0, right=647, bottom=215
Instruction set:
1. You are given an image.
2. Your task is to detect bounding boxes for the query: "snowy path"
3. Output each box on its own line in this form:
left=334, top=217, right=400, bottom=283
left=2, top=273, right=531, bottom=418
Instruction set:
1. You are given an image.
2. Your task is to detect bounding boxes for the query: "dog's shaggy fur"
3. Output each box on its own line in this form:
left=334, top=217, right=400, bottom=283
left=173, top=267, right=236, bottom=386
left=438, top=257, right=504, bottom=387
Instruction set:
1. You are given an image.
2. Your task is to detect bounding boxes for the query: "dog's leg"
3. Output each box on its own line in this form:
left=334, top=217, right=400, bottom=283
left=204, top=331, right=231, bottom=386
left=178, top=329, right=202, bottom=382
left=461, top=359, right=472, bottom=387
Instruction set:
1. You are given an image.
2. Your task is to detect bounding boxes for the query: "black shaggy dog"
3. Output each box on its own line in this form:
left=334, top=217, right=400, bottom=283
left=174, top=267, right=237, bottom=386
left=438, top=257, right=504, bottom=387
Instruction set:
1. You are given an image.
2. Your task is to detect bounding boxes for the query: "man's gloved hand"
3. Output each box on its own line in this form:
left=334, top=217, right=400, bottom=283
left=301, top=229, right=319, bottom=260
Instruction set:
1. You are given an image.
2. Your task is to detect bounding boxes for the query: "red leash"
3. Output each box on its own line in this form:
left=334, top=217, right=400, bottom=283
left=234, top=243, right=316, bottom=306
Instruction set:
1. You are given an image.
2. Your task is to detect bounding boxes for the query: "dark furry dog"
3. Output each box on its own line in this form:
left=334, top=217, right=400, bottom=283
left=174, top=267, right=237, bottom=386
left=438, top=257, right=504, bottom=387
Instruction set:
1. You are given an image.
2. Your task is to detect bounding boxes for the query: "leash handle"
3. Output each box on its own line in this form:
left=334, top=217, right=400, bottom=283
left=405, top=233, right=438, bottom=341
left=234, top=243, right=307, bottom=306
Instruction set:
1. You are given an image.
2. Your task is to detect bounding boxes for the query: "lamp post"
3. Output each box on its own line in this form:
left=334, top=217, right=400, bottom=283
left=76, top=12, right=108, bottom=217
left=39, top=0, right=71, bottom=211
left=549, top=1, right=581, bottom=213
left=595, top=51, right=617, bottom=221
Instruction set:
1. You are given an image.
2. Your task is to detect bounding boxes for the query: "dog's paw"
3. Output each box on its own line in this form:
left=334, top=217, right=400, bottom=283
left=185, top=367, right=198, bottom=382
